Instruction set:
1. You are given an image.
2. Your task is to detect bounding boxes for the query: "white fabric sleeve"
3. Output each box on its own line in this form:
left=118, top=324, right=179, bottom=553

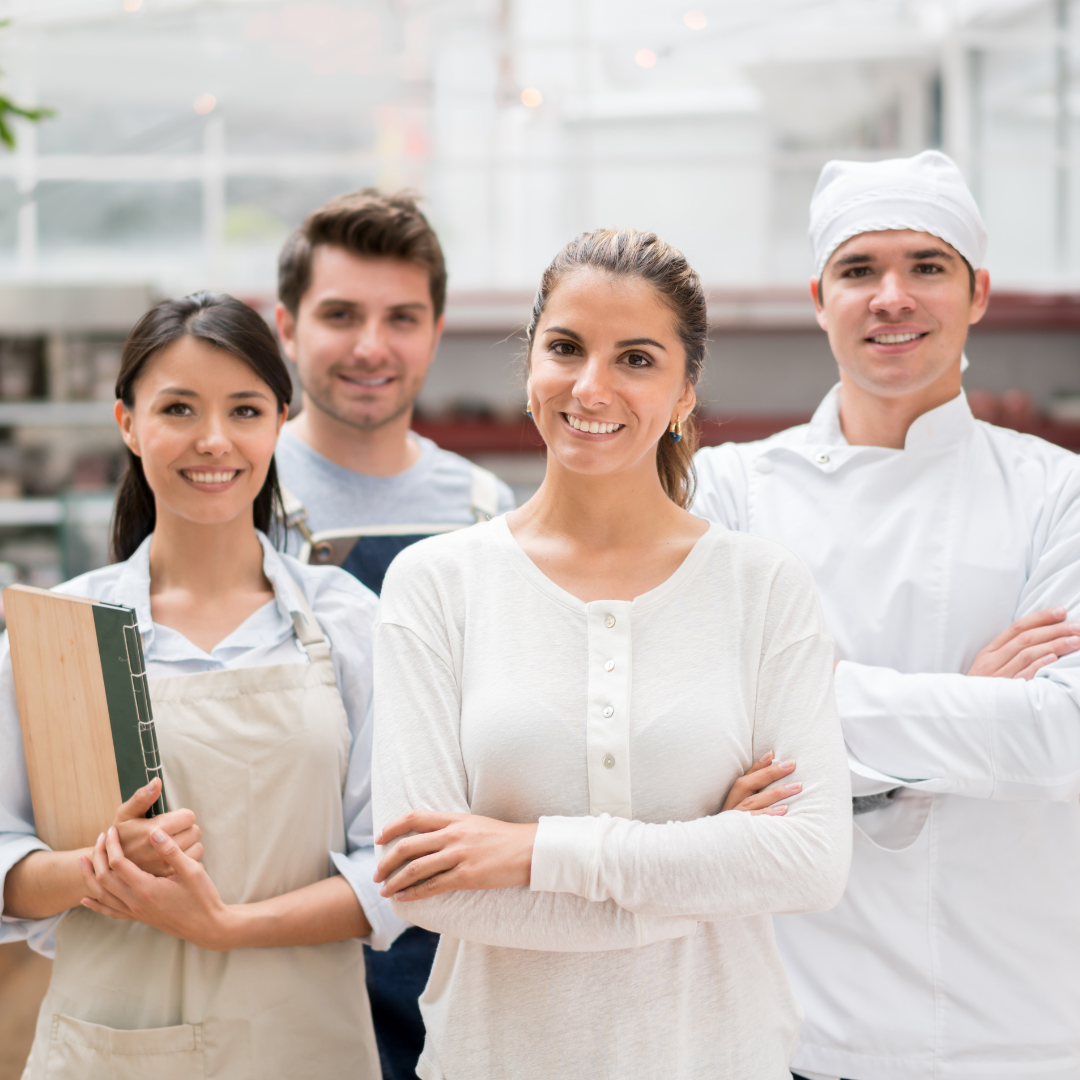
left=835, top=661, right=1080, bottom=801
left=0, top=632, right=66, bottom=956
left=836, top=465, right=1080, bottom=802
left=313, top=578, right=410, bottom=951
left=530, top=632, right=853, bottom=918
left=690, top=444, right=751, bottom=530
left=371, top=623, right=699, bottom=951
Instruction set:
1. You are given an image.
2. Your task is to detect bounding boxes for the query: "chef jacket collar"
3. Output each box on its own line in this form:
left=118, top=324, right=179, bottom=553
left=109, top=530, right=309, bottom=651
left=805, top=382, right=975, bottom=453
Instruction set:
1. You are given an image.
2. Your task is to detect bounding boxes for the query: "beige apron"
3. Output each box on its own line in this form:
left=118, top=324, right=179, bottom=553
left=22, top=596, right=381, bottom=1080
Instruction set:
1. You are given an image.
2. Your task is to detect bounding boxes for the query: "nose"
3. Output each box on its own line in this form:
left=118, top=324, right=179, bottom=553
left=572, top=352, right=614, bottom=408
left=870, top=269, right=916, bottom=317
left=353, top=318, right=390, bottom=364
left=194, top=412, right=232, bottom=457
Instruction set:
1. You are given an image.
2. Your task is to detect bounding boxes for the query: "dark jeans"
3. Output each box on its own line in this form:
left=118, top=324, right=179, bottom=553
left=364, top=926, right=439, bottom=1080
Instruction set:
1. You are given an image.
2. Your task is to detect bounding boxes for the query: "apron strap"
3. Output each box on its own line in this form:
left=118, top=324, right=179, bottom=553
left=288, top=583, right=333, bottom=665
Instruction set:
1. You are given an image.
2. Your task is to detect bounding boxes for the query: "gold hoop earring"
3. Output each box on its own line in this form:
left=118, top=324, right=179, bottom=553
left=668, top=417, right=683, bottom=443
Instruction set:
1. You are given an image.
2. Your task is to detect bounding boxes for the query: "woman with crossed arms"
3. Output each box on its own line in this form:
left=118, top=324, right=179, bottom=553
left=0, top=293, right=389, bottom=1078
left=372, top=229, right=853, bottom=1079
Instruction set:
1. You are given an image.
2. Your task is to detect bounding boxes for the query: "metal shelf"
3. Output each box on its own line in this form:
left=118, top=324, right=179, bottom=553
left=0, top=494, right=114, bottom=528
left=0, top=402, right=116, bottom=427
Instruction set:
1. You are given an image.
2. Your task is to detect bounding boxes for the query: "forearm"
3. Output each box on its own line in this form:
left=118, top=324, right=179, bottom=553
left=222, top=874, right=372, bottom=949
left=3, top=847, right=90, bottom=919
left=837, top=661, right=1080, bottom=799
left=391, top=886, right=698, bottom=952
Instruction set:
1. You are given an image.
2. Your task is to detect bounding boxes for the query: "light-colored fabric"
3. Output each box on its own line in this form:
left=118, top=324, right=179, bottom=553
left=0, top=531, right=402, bottom=953
left=275, top=427, right=514, bottom=557
left=692, top=385, right=1080, bottom=1080
left=372, top=516, right=852, bottom=1080
left=808, top=150, right=988, bottom=274
left=21, top=598, right=381, bottom=1080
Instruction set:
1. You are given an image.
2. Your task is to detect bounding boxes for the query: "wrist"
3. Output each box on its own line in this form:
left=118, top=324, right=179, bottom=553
left=207, top=904, right=246, bottom=952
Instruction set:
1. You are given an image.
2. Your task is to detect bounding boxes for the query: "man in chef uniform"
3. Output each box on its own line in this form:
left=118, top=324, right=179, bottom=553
left=693, top=150, right=1080, bottom=1080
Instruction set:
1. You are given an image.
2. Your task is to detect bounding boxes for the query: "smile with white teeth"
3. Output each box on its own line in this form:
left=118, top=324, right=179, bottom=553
left=182, top=469, right=239, bottom=485
left=565, top=413, right=624, bottom=434
left=345, top=374, right=393, bottom=386
left=870, top=332, right=925, bottom=344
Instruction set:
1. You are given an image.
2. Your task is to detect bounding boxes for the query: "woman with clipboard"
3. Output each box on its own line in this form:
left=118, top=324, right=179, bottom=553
left=0, top=292, right=385, bottom=1078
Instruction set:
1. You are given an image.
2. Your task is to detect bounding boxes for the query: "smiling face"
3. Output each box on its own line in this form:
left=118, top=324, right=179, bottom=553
left=276, top=246, right=444, bottom=431
left=115, top=335, right=286, bottom=529
left=812, top=228, right=990, bottom=400
left=527, top=268, right=695, bottom=481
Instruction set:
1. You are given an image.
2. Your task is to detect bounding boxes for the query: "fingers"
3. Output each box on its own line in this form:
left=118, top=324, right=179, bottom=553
left=148, top=827, right=199, bottom=881
left=722, top=757, right=796, bottom=812
left=168, top=824, right=202, bottom=854
left=376, top=810, right=460, bottom=846
left=1013, top=651, right=1063, bottom=681
left=380, top=849, right=462, bottom=898
left=80, top=897, right=136, bottom=921
left=114, top=778, right=163, bottom=823
left=154, top=808, right=197, bottom=836
left=1000, top=635, right=1080, bottom=679
left=375, top=828, right=458, bottom=883
left=89, top=832, right=140, bottom=908
left=739, top=781, right=802, bottom=813
left=982, top=608, right=1067, bottom=653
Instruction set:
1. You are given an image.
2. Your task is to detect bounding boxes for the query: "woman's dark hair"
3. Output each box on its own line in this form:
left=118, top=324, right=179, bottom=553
left=111, top=291, right=293, bottom=563
left=525, top=229, right=707, bottom=509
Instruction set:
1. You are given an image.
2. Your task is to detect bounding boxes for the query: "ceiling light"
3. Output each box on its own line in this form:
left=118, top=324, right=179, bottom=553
left=634, top=48, right=657, bottom=68
left=684, top=10, right=707, bottom=30
left=193, top=93, right=217, bottom=115
left=123, top=0, right=142, bottom=10
left=520, top=87, right=543, bottom=108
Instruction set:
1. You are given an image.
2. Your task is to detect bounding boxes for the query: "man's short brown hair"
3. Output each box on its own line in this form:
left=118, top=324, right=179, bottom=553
left=278, top=188, right=447, bottom=318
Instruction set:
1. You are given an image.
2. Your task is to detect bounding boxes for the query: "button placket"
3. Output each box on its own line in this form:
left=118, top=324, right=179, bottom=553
left=585, top=601, right=632, bottom=818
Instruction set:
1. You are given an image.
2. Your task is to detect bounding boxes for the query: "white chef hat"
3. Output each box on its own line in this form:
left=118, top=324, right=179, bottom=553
left=808, top=150, right=987, bottom=276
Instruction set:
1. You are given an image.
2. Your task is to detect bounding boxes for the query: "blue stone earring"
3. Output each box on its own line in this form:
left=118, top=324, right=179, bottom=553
left=668, top=417, right=683, bottom=442
left=525, top=402, right=533, bottom=418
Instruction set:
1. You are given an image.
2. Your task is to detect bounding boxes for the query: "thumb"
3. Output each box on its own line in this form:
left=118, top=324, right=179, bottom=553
left=114, top=778, right=162, bottom=822
left=150, top=827, right=196, bottom=879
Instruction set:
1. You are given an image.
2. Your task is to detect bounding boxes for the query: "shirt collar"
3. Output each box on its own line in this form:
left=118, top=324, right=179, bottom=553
left=804, top=382, right=975, bottom=452
left=113, top=530, right=307, bottom=648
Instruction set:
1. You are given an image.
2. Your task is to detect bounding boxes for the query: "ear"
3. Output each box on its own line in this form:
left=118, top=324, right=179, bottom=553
left=432, top=312, right=446, bottom=353
left=676, top=380, right=696, bottom=419
left=809, top=277, right=828, bottom=332
left=968, top=268, right=991, bottom=327
left=275, top=303, right=298, bottom=362
left=114, top=399, right=141, bottom=457
left=276, top=401, right=289, bottom=435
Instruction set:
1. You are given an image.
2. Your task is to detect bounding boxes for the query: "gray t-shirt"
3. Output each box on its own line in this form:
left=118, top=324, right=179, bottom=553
left=275, top=426, right=515, bottom=556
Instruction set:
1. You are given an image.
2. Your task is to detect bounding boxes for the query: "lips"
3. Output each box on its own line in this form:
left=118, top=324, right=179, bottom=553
left=564, top=412, right=624, bottom=434
left=339, top=373, right=394, bottom=388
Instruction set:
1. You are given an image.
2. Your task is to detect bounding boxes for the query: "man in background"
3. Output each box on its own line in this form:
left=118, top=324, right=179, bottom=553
left=274, top=189, right=514, bottom=1080
left=693, top=151, right=1080, bottom=1080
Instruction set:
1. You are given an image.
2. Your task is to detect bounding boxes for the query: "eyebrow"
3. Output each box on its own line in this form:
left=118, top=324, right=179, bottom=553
left=157, top=387, right=273, bottom=401
left=833, top=247, right=956, bottom=267
left=543, top=327, right=666, bottom=350
left=314, top=298, right=429, bottom=311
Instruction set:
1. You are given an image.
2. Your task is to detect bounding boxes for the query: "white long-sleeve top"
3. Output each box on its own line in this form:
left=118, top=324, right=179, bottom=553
left=0, top=532, right=408, bottom=956
left=693, top=385, right=1080, bottom=1080
left=371, top=515, right=852, bottom=1080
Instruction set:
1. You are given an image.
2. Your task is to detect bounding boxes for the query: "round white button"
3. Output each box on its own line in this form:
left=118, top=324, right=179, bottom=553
left=602, top=754, right=616, bottom=769
left=815, top=452, right=830, bottom=465
left=602, top=706, right=614, bottom=718
left=604, top=614, right=616, bottom=628
left=604, top=659, right=615, bottom=671
left=755, top=457, right=774, bottom=474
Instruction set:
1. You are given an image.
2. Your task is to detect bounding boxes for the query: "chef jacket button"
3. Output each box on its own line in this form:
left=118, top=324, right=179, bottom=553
left=815, top=452, right=830, bottom=464
left=603, top=753, right=616, bottom=769
left=602, top=706, right=614, bottom=718
left=604, top=614, right=616, bottom=628
left=755, top=457, right=774, bottom=474
left=604, top=659, right=615, bottom=671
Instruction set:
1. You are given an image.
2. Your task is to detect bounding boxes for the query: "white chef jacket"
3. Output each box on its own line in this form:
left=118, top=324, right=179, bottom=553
left=0, top=531, right=408, bottom=956
left=693, top=385, right=1080, bottom=1080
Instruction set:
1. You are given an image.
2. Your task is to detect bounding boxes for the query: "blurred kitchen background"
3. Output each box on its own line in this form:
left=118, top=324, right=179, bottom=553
left=0, top=0, right=1078, bottom=602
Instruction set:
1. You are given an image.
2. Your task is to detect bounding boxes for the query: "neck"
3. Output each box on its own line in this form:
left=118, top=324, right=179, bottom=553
left=148, top=508, right=267, bottom=600
left=837, top=363, right=963, bottom=449
left=518, top=452, right=684, bottom=548
left=288, top=395, right=419, bottom=477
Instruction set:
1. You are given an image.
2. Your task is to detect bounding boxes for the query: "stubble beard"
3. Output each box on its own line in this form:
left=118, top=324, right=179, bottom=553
left=305, top=372, right=420, bottom=433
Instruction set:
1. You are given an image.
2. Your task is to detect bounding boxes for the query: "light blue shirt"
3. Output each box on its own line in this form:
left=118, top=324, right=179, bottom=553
left=275, top=426, right=515, bottom=553
left=0, top=531, right=406, bottom=955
